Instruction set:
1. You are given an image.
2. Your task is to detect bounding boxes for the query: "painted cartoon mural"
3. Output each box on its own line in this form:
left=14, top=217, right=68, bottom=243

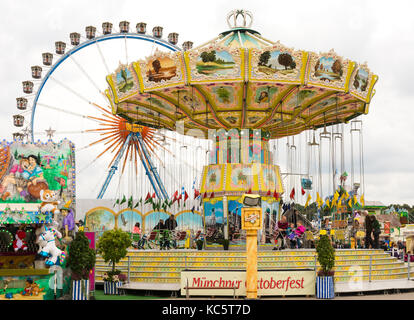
left=0, top=140, right=75, bottom=206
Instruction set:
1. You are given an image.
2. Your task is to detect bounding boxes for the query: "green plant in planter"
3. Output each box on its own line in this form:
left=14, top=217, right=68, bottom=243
left=97, top=228, right=132, bottom=280
left=316, top=234, right=335, bottom=276
left=66, top=231, right=96, bottom=280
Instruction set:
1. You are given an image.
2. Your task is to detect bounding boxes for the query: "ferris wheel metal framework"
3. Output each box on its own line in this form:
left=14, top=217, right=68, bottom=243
left=14, top=22, right=190, bottom=200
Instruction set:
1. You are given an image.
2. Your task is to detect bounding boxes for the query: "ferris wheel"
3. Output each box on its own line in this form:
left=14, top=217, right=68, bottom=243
left=12, top=20, right=203, bottom=202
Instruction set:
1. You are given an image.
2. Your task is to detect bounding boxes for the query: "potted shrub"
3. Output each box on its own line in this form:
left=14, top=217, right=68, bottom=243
left=196, top=239, right=203, bottom=250
left=315, top=233, right=335, bottom=299
left=97, top=229, right=132, bottom=295
left=66, top=231, right=96, bottom=300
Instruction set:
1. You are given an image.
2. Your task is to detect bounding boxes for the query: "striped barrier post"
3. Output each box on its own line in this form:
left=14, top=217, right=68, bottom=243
left=72, top=280, right=89, bottom=300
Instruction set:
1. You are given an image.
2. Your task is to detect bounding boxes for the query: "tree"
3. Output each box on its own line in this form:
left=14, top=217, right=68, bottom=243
left=66, top=231, right=96, bottom=280
left=97, top=228, right=132, bottom=273
left=290, top=61, right=296, bottom=69
left=259, top=51, right=271, bottom=66
left=278, top=53, right=293, bottom=70
left=152, top=59, right=161, bottom=73
left=207, top=51, right=216, bottom=62
left=200, top=52, right=209, bottom=63
left=332, top=59, right=342, bottom=76
left=120, top=69, right=128, bottom=83
left=315, top=59, right=320, bottom=72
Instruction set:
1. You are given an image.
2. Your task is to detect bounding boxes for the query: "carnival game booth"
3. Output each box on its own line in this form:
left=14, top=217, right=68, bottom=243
left=0, top=139, right=75, bottom=300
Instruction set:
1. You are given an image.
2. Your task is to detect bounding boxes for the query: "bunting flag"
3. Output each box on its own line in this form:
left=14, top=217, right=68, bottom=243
left=266, top=190, right=271, bottom=196
left=337, top=199, right=342, bottom=210
left=210, top=192, right=215, bottom=199
left=304, top=193, right=312, bottom=208
left=191, top=206, right=195, bottom=214
left=316, top=192, right=322, bottom=208
left=348, top=198, right=353, bottom=208
left=353, top=195, right=358, bottom=205
left=183, top=191, right=189, bottom=207
left=360, top=194, right=365, bottom=207
left=301, top=187, right=306, bottom=196
left=127, top=196, right=133, bottom=209
left=331, top=198, right=337, bottom=208
left=134, top=198, right=142, bottom=208
left=113, top=198, right=120, bottom=207
left=203, top=192, right=207, bottom=199
left=344, top=190, right=349, bottom=199
left=325, top=198, right=330, bottom=208
left=333, top=190, right=340, bottom=201
left=273, top=190, right=280, bottom=200
left=194, top=189, right=200, bottom=199
left=144, top=193, right=152, bottom=204
left=152, top=192, right=156, bottom=199
left=247, top=188, right=252, bottom=194
left=289, top=188, right=295, bottom=200
left=120, top=195, right=127, bottom=205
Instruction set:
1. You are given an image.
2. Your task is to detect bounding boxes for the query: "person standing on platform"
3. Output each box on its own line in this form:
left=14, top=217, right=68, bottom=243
left=164, top=214, right=178, bottom=249
left=273, top=215, right=288, bottom=250
left=371, top=215, right=381, bottom=249
left=364, top=215, right=374, bottom=249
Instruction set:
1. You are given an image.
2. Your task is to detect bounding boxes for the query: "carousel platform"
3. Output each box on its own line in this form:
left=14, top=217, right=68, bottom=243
left=95, top=249, right=414, bottom=294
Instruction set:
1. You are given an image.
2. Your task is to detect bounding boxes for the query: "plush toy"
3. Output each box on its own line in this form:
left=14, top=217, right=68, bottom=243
left=13, top=230, right=28, bottom=252
left=37, top=226, right=66, bottom=266
left=39, top=189, right=60, bottom=215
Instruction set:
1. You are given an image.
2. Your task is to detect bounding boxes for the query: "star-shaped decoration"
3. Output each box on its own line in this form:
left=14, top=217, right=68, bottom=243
left=45, top=127, right=56, bottom=140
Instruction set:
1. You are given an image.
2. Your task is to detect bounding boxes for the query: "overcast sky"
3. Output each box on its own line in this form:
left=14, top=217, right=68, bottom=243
left=1, top=0, right=413, bottom=206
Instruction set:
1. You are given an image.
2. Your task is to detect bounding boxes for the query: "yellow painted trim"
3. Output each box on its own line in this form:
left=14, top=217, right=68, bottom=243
left=106, top=75, right=119, bottom=104
left=344, top=61, right=356, bottom=92
left=300, top=51, right=309, bottom=85
left=240, top=48, right=245, bottom=81
left=175, top=210, right=202, bottom=218
left=183, top=51, right=191, bottom=83
left=142, top=81, right=186, bottom=92
left=132, top=61, right=145, bottom=94
left=366, top=74, right=378, bottom=103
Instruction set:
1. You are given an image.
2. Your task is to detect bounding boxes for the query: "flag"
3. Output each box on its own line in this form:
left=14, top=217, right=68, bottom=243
left=325, top=198, right=330, bottom=208
left=273, top=190, right=280, bottom=200
left=360, top=194, right=365, bottom=207
left=210, top=192, right=215, bottom=198
left=353, top=195, right=358, bottom=205
left=331, top=197, right=337, bottom=208
left=194, top=189, right=200, bottom=199
left=113, top=198, right=120, bottom=208
left=144, top=193, right=153, bottom=204
left=289, top=188, right=295, bottom=200
left=266, top=190, right=271, bottom=196
left=316, top=192, right=322, bottom=208
left=333, top=190, right=339, bottom=201
left=134, top=198, right=141, bottom=208
left=191, top=206, right=195, bottom=214
left=183, top=191, right=189, bottom=207
left=348, top=198, right=352, bottom=208
left=127, top=196, right=133, bottom=208
left=337, top=199, right=342, bottom=209
left=305, top=193, right=312, bottom=208
left=301, top=187, right=305, bottom=196
left=344, top=190, right=349, bottom=199
left=120, top=195, right=126, bottom=205
left=152, top=192, right=156, bottom=199
left=247, top=188, right=252, bottom=194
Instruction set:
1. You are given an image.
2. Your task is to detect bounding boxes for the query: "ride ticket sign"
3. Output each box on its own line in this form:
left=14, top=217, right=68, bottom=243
left=181, top=270, right=316, bottom=296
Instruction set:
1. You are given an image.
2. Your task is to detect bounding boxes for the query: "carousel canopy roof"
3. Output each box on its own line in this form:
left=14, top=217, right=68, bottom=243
left=105, top=10, right=378, bottom=139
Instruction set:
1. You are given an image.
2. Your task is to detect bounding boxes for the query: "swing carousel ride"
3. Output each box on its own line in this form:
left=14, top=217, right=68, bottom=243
left=11, top=10, right=378, bottom=247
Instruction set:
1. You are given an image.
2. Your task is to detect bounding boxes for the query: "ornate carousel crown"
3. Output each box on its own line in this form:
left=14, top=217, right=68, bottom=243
left=227, top=9, right=253, bottom=29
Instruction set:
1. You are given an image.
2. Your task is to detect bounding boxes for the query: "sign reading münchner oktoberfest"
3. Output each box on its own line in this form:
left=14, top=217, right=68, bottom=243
left=181, top=270, right=316, bottom=296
